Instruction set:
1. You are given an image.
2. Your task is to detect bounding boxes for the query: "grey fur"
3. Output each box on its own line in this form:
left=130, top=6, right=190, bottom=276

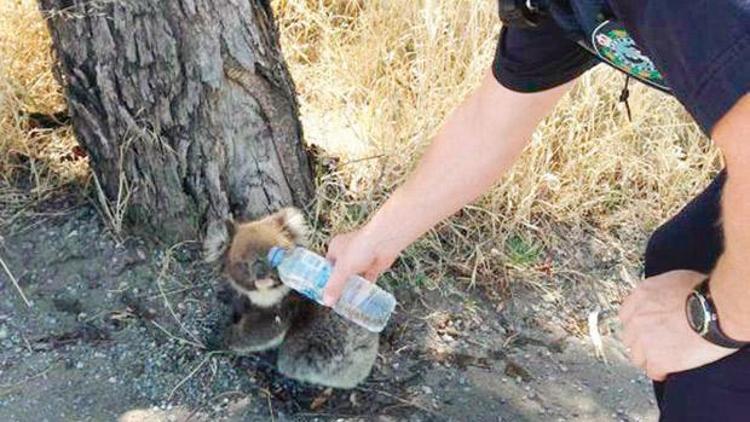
left=223, top=208, right=379, bottom=389
left=224, top=294, right=298, bottom=354
left=277, top=303, right=379, bottom=389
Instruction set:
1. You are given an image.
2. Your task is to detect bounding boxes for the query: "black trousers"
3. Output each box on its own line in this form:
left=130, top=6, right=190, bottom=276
left=645, top=169, right=750, bottom=421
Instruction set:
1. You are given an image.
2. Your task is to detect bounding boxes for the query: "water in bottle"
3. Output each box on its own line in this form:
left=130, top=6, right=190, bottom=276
left=267, top=246, right=396, bottom=332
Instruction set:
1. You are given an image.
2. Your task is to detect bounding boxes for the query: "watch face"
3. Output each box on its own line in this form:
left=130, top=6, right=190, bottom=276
left=686, top=292, right=709, bottom=335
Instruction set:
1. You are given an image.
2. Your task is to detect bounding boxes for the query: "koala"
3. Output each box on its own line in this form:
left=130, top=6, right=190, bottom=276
left=215, top=208, right=379, bottom=389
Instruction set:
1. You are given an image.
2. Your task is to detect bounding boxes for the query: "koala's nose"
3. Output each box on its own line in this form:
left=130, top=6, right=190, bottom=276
left=252, top=260, right=271, bottom=279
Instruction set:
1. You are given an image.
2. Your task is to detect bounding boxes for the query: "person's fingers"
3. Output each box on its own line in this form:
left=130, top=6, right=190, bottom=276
left=618, top=292, right=639, bottom=327
left=326, top=235, right=344, bottom=261
left=323, top=263, right=350, bottom=306
left=620, top=314, right=646, bottom=369
left=627, top=341, right=646, bottom=370
left=646, top=363, right=666, bottom=382
left=363, top=268, right=381, bottom=282
left=620, top=324, right=635, bottom=350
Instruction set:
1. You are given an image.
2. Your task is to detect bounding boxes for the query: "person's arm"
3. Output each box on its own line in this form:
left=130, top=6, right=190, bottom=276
left=706, top=93, right=750, bottom=340
left=619, top=94, right=750, bottom=381
left=323, top=71, right=573, bottom=305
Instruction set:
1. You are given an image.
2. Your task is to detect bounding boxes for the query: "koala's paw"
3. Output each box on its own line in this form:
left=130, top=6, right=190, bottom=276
left=223, top=295, right=296, bottom=354
left=277, top=307, right=378, bottom=389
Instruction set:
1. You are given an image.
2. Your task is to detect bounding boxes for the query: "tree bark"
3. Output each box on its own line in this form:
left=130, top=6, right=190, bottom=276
left=39, top=0, right=315, bottom=248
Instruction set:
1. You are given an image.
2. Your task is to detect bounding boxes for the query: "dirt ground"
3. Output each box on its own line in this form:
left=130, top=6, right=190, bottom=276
left=0, top=187, right=657, bottom=422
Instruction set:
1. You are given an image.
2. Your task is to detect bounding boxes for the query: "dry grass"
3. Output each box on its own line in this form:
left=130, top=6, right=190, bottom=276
left=0, top=0, right=88, bottom=225
left=273, top=0, right=722, bottom=320
left=1, top=1, right=722, bottom=324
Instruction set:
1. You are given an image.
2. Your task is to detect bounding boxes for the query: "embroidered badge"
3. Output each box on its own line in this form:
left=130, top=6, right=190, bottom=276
left=591, top=20, right=670, bottom=92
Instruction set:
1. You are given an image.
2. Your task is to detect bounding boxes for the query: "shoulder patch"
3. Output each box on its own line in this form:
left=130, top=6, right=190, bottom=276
left=591, top=20, right=670, bottom=92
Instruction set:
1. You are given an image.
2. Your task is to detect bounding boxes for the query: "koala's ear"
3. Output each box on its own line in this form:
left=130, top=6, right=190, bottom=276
left=203, top=216, right=236, bottom=263
left=271, top=207, right=309, bottom=245
left=225, top=217, right=238, bottom=239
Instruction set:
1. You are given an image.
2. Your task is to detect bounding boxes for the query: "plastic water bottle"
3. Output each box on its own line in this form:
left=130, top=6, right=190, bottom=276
left=267, top=246, right=396, bottom=332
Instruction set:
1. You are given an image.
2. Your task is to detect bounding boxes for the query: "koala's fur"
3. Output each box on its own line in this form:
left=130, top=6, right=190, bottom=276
left=214, top=208, right=378, bottom=389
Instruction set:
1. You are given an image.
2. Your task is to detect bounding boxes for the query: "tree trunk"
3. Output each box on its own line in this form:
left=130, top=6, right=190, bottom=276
left=39, top=0, right=315, bottom=248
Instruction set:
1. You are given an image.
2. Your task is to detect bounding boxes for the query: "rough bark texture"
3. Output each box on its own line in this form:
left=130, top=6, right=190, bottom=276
left=39, top=0, right=315, bottom=247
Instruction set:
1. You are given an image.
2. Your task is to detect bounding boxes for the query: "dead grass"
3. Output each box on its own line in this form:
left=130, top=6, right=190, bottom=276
left=0, top=0, right=88, bottom=224
left=273, top=0, right=722, bottom=322
left=1, top=1, right=722, bottom=325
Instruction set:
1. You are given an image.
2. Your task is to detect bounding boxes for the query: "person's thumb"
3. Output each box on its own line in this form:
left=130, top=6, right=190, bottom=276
left=363, top=268, right=381, bottom=283
left=324, top=262, right=349, bottom=306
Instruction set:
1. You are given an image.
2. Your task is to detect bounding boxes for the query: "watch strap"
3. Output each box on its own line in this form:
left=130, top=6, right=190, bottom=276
left=696, top=279, right=750, bottom=349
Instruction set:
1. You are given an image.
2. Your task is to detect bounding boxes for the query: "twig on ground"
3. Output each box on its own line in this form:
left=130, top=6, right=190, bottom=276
left=261, top=388, right=276, bottom=422
left=141, top=282, right=209, bottom=300
left=588, top=309, right=604, bottom=362
left=357, top=387, right=442, bottom=419
left=151, top=320, right=205, bottom=350
left=588, top=309, right=617, bottom=364
left=0, top=361, right=59, bottom=396
left=0, top=253, right=31, bottom=308
left=167, top=351, right=223, bottom=401
left=20, top=333, right=33, bottom=353
left=155, top=241, right=204, bottom=348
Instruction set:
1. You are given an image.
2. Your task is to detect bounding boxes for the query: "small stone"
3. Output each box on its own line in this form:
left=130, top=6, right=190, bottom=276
left=108, top=376, right=117, bottom=383
left=0, top=324, right=8, bottom=340
left=75, top=362, right=84, bottom=369
left=421, top=386, right=433, bottom=395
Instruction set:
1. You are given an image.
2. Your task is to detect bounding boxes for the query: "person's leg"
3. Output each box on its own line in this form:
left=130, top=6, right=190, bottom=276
left=644, top=169, right=750, bottom=421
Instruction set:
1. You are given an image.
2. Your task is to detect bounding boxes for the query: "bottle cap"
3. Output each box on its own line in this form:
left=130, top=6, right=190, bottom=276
left=267, top=246, right=286, bottom=268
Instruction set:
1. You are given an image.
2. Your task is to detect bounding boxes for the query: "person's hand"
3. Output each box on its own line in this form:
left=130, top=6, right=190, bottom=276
left=619, top=270, right=738, bottom=381
left=323, top=228, right=399, bottom=306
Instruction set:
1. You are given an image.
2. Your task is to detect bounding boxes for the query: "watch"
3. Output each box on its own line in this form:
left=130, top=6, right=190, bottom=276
left=685, top=278, right=750, bottom=349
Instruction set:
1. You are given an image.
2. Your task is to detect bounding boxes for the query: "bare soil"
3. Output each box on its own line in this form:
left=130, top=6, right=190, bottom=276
left=0, top=187, right=657, bottom=421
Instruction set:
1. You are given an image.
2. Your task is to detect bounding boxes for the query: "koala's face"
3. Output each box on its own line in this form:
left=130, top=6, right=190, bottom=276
left=227, top=231, right=283, bottom=292
left=224, top=208, right=308, bottom=308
